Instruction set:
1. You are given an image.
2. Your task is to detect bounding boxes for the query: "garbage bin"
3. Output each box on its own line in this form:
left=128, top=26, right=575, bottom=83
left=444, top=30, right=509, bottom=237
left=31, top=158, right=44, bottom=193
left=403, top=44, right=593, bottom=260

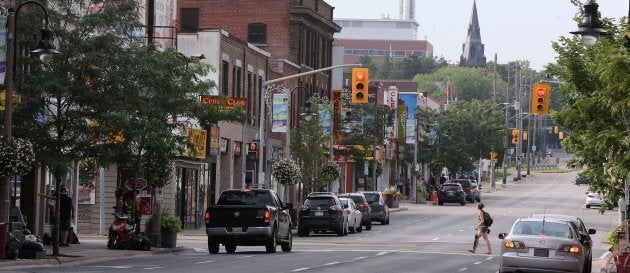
left=0, top=222, right=8, bottom=258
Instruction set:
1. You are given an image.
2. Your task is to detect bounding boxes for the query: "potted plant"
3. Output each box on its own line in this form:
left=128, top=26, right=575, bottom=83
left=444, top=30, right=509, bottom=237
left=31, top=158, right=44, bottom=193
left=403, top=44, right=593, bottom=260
left=416, top=182, right=429, bottom=204
left=160, top=214, right=182, bottom=248
left=382, top=185, right=401, bottom=208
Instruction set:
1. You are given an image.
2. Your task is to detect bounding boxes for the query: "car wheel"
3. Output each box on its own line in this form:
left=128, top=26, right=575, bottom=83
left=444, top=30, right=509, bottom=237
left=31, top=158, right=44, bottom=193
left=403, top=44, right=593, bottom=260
left=385, top=216, right=390, bottom=225
left=381, top=219, right=386, bottom=225
left=344, top=221, right=349, bottom=235
left=582, top=256, right=591, bottom=273
left=585, top=204, right=590, bottom=208
left=265, top=228, right=277, bottom=253
left=366, top=221, right=372, bottom=231
left=349, top=223, right=356, bottom=234
left=476, top=197, right=481, bottom=202
left=107, top=233, right=118, bottom=249
left=208, top=237, right=219, bottom=254
left=460, top=199, right=466, bottom=206
left=281, top=228, right=292, bottom=253
left=337, top=222, right=345, bottom=236
left=225, top=242, right=236, bottom=253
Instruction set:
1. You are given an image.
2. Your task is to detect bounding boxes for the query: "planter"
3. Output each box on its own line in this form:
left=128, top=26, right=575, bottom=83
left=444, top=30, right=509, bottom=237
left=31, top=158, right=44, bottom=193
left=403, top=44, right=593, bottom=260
left=161, top=231, right=177, bottom=248
left=383, top=193, right=400, bottom=208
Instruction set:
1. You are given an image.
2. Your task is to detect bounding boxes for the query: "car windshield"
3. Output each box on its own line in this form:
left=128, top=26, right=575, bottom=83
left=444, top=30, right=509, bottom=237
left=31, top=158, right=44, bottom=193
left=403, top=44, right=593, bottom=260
left=339, top=198, right=349, bottom=206
left=363, top=194, right=379, bottom=203
left=459, top=180, right=472, bottom=188
left=512, top=221, right=573, bottom=238
left=344, top=195, right=365, bottom=204
left=305, top=197, right=335, bottom=208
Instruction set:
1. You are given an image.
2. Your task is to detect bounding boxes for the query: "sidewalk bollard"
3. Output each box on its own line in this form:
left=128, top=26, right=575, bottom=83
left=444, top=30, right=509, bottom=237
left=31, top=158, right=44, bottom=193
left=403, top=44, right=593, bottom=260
left=0, top=222, right=8, bottom=258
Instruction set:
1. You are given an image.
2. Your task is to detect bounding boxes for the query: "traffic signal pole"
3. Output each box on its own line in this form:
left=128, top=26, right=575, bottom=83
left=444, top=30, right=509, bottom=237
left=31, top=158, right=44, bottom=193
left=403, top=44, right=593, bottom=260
left=257, top=63, right=361, bottom=189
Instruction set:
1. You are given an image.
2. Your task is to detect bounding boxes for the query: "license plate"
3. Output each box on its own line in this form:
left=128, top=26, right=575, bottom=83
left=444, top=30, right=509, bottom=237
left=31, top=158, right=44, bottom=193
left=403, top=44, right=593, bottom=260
left=232, top=227, right=242, bottom=232
left=534, top=248, right=549, bottom=257
left=447, top=192, right=454, bottom=196
left=315, top=211, right=324, bottom=216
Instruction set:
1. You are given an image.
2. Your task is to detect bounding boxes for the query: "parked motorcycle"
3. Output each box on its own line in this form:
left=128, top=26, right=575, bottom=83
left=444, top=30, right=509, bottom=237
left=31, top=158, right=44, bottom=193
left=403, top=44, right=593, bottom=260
left=107, top=212, right=151, bottom=251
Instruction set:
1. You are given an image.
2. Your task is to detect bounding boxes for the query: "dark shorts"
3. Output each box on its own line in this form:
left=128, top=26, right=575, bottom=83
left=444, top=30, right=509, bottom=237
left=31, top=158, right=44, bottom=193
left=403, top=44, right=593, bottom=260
left=479, top=226, right=490, bottom=234
left=60, top=218, right=71, bottom=232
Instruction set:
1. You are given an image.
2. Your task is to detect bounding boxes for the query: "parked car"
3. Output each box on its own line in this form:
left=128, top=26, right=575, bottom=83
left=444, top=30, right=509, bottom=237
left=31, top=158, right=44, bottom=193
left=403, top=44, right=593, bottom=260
left=470, top=182, right=481, bottom=202
left=585, top=191, right=612, bottom=209
left=360, top=191, right=390, bottom=225
left=437, top=183, right=466, bottom=206
left=298, top=193, right=347, bottom=237
left=204, top=189, right=293, bottom=254
left=339, top=193, right=372, bottom=230
left=498, top=218, right=589, bottom=273
left=528, top=214, right=597, bottom=273
left=449, top=179, right=474, bottom=203
left=339, top=197, right=362, bottom=233
left=308, top=191, right=337, bottom=196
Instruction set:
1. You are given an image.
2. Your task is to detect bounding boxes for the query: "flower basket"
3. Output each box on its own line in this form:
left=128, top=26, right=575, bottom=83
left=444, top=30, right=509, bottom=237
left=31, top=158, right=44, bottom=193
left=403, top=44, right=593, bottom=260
left=382, top=186, right=401, bottom=208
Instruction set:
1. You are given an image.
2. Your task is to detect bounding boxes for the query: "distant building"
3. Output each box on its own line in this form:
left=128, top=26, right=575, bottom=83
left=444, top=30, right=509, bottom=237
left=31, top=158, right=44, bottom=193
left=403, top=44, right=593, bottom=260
left=459, top=1, right=486, bottom=68
left=335, top=39, right=433, bottom=64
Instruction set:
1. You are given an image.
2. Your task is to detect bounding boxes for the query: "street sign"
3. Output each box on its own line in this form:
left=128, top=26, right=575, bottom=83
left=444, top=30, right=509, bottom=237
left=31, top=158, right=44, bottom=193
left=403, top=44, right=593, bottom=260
left=532, top=145, right=537, bottom=152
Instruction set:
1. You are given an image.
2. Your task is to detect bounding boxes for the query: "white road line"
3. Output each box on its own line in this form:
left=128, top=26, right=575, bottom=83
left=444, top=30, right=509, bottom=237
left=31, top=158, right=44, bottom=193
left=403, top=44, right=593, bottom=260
left=432, top=237, right=440, bottom=241
left=459, top=267, right=468, bottom=271
left=445, top=234, right=453, bottom=237
left=143, top=267, right=165, bottom=270
left=473, top=262, right=482, bottom=265
left=292, top=268, right=310, bottom=272
left=459, top=229, right=464, bottom=232
left=194, top=261, right=214, bottom=264
left=469, top=225, right=476, bottom=228
left=355, top=256, right=367, bottom=260
left=486, top=257, right=494, bottom=260
left=376, top=252, right=388, bottom=256
left=324, top=262, right=340, bottom=266
left=238, top=255, right=254, bottom=259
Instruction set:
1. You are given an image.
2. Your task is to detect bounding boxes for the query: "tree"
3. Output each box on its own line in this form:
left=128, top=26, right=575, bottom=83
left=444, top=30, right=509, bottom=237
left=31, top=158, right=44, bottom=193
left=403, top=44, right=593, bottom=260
left=546, top=5, right=628, bottom=208
left=414, top=66, right=501, bottom=101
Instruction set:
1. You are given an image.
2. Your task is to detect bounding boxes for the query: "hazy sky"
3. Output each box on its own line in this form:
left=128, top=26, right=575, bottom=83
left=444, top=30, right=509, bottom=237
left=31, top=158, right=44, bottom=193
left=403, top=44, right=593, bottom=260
left=325, top=0, right=628, bottom=70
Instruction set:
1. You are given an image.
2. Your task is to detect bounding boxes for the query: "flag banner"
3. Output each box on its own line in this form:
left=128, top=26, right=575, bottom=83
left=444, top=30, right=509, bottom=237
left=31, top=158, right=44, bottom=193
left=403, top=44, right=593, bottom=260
left=319, top=103, right=331, bottom=135
left=272, top=93, right=288, bottom=132
left=0, top=16, right=7, bottom=84
left=405, top=118, right=416, bottom=144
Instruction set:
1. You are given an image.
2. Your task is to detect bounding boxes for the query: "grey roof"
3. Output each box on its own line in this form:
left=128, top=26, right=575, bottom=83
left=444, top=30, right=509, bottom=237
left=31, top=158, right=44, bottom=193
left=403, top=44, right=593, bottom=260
left=460, top=0, right=486, bottom=67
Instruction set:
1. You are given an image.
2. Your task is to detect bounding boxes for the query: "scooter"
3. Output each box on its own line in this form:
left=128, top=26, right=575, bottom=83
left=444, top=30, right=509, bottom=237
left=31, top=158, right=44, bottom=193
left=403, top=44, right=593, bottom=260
left=107, top=212, right=151, bottom=250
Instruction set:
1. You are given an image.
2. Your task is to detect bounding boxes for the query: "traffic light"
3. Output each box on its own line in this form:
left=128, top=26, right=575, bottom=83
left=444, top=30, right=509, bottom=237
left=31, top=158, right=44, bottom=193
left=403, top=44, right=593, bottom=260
left=522, top=131, right=528, bottom=141
left=351, top=68, right=369, bottom=104
left=511, top=129, right=520, bottom=144
left=531, top=83, right=551, bottom=115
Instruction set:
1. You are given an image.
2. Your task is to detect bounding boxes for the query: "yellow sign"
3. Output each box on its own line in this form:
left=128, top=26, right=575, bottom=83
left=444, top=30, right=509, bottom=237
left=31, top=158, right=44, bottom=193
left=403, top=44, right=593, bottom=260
left=0, top=91, right=21, bottom=111
left=187, top=128, right=207, bottom=159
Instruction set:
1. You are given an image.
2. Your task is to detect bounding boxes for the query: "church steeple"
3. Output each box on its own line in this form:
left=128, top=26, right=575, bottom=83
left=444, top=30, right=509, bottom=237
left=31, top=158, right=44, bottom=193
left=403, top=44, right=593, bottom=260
left=459, top=1, right=486, bottom=67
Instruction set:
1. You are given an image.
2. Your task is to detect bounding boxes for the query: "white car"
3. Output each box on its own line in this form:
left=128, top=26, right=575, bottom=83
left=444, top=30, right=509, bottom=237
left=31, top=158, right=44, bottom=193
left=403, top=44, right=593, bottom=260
left=585, top=191, right=606, bottom=209
left=339, top=198, right=362, bottom=233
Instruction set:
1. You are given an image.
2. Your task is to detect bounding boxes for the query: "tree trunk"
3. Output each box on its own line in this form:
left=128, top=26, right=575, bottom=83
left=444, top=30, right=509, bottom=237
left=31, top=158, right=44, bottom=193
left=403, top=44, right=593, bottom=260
left=52, top=174, right=62, bottom=256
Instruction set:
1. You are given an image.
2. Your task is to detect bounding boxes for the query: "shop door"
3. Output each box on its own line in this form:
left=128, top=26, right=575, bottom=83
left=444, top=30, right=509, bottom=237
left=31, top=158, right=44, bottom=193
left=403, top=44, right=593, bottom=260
left=176, top=167, right=202, bottom=229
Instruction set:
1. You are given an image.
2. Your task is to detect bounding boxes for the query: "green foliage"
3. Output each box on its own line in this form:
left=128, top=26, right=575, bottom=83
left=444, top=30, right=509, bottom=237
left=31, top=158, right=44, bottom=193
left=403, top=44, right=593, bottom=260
left=546, top=8, right=629, bottom=205
left=160, top=214, right=182, bottom=233
left=318, top=161, right=340, bottom=185
left=0, top=136, right=35, bottom=177
left=413, top=66, right=500, bottom=101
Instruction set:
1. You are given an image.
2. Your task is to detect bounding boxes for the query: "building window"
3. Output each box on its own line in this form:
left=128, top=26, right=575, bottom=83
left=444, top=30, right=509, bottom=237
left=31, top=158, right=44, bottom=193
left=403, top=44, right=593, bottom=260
left=413, top=51, right=426, bottom=57
left=235, top=67, right=242, bottom=98
left=248, top=23, right=267, bottom=44
left=247, top=72, right=253, bottom=124
left=180, top=9, right=199, bottom=33
left=222, top=61, right=229, bottom=96
left=392, top=50, right=406, bottom=58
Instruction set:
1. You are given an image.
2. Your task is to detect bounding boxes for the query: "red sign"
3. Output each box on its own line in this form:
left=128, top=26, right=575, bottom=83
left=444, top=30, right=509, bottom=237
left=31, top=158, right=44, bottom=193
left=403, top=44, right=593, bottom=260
left=200, top=95, right=247, bottom=111
left=124, top=178, right=148, bottom=190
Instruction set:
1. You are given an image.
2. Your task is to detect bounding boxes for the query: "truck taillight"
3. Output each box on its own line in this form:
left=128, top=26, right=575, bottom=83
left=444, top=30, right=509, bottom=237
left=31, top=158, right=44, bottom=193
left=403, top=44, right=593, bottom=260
left=264, top=210, right=271, bottom=223
left=205, top=211, right=210, bottom=222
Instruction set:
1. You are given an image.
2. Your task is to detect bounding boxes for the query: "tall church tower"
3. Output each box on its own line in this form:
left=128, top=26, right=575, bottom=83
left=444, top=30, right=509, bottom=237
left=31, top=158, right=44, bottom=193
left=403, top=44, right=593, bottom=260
left=459, top=1, right=486, bottom=67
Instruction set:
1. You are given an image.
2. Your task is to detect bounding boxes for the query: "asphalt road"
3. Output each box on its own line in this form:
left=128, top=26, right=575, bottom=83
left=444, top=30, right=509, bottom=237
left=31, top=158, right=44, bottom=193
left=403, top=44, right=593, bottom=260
left=5, top=171, right=617, bottom=273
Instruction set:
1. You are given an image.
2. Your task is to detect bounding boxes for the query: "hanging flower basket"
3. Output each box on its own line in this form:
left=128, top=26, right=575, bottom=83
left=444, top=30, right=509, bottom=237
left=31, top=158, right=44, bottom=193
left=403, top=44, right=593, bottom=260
left=272, top=159, right=302, bottom=186
left=0, top=136, right=35, bottom=177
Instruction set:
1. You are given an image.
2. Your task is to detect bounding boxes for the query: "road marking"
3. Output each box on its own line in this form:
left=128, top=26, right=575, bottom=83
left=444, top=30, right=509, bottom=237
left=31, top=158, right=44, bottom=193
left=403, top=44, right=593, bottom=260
left=91, top=266, right=134, bottom=269
left=195, top=261, right=214, bottom=264
left=238, top=255, right=253, bottom=259
left=324, top=262, right=340, bottom=266
left=292, top=268, right=310, bottom=272
left=486, top=257, right=494, bottom=260
left=474, top=262, right=482, bottom=265
left=469, top=225, right=476, bottom=228
left=459, top=267, right=468, bottom=271
left=143, top=267, right=165, bottom=270
left=459, top=229, right=464, bottom=232
left=445, top=234, right=453, bottom=237
left=432, top=237, right=440, bottom=241
left=376, top=251, right=388, bottom=256
left=355, top=256, right=367, bottom=260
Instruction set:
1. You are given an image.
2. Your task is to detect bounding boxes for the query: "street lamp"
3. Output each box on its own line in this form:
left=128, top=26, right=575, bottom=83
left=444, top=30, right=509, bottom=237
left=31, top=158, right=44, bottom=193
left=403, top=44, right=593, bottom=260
left=570, top=0, right=610, bottom=46
left=1, top=0, right=60, bottom=223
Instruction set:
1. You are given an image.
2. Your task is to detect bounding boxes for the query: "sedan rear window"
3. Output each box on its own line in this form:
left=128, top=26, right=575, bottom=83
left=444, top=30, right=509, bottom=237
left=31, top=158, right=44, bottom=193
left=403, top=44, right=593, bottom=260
left=346, top=196, right=366, bottom=204
left=441, top=185, right=460, bottom=191
left=513, top=221, right=573, bottom=238
left=363, top=194, right=379, bottom=202
left=305, top=197, right=335, bottom=208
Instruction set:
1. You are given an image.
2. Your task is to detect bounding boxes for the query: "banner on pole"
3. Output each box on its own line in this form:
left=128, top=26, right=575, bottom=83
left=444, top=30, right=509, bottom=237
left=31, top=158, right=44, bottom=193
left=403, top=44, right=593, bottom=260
left=319, top=103, right=331, bottom=135
left=0, top=16, right=7, bottom=85
left=272, top=93, right=288, bottom=132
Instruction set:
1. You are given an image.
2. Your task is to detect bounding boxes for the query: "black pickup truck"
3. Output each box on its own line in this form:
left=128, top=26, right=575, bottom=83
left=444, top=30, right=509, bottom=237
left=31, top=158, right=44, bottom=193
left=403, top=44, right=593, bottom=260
left=204, top=189, right=293, bottom=254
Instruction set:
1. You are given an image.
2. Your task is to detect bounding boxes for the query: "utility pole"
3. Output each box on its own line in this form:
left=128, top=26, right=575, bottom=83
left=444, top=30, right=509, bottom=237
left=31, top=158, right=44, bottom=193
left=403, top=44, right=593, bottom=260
left=516, top=62, right=523, bottom=180
left=526, top=77, right=533, bottom=176
left=502, top=62, right=510, bottom=185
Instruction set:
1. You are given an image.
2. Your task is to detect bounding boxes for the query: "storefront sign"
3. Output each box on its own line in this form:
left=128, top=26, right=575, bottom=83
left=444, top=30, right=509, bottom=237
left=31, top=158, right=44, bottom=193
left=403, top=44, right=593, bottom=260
left=220, top=138, right=228, bottom=153
left=200, top=95, right=247, bottom=111
left=234, top=141, right=242, bottom=156
left=209, top=126, right=220, bottom=155
left=124, top=177, right=148, bottom=191
left=187, top=128, right=207, bottom=159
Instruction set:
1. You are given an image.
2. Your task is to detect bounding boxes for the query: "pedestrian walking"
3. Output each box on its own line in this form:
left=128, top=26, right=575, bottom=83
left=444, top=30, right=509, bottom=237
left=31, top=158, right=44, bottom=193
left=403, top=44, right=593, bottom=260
left=59, top=187, right=74, bottom=247
left=468, top=202, right=492, bottom=254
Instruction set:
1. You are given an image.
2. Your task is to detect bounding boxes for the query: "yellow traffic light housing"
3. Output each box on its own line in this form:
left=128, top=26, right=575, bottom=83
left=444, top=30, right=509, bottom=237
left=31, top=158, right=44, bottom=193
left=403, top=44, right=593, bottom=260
left=531, top=83, right=551, bottom=115
left=511, top=129, right=520, bottom=144
left=351, top=68, right=369, bottom=104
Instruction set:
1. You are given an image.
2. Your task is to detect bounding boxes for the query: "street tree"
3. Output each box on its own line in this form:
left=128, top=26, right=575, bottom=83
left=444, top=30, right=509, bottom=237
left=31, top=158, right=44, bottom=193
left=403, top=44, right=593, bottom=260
left=546, top=6, right=628, bottom=207
left=414, top=65, right=505, bottom=102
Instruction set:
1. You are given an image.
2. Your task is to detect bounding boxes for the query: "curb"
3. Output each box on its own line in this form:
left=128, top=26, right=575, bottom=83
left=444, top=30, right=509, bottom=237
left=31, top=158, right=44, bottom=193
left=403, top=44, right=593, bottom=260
left=0, top=246, right=189, bottom=269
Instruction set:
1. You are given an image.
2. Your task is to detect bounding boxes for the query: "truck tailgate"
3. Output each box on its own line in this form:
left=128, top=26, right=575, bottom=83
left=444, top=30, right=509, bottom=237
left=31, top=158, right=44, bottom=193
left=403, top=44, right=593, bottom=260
left=206, top=205, right=270, bottom=227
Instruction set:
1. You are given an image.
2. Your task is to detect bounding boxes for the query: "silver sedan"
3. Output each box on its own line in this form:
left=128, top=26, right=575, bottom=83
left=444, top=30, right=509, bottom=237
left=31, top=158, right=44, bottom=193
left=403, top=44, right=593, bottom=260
left=498, top=218, right=588, bottom=273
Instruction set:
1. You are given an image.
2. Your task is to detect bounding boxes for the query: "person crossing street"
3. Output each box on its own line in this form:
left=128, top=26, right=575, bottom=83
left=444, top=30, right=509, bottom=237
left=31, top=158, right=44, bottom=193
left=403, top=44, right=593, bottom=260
left=468, top=202, right=492, bottom=254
